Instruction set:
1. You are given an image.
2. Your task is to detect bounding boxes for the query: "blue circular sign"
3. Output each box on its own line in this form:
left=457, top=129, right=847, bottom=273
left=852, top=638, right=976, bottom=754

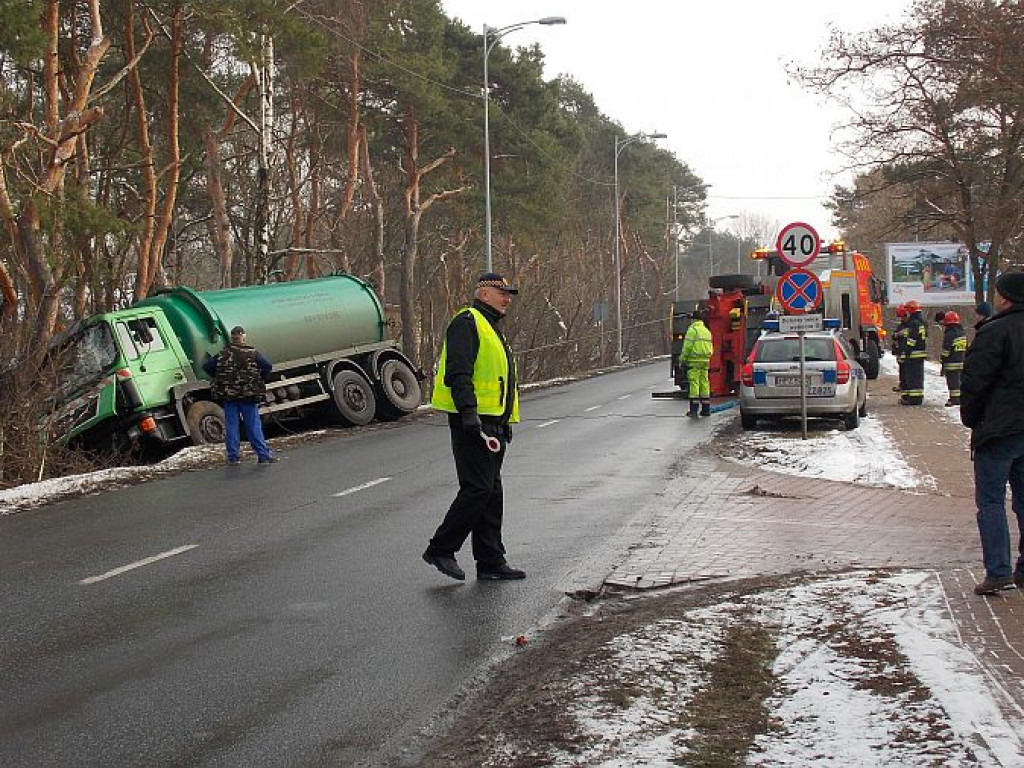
left=776, top=268, right=822, bottom=312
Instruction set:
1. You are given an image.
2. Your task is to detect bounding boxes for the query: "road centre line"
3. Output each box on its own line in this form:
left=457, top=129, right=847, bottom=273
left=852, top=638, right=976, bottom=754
left=535, top=419, right=560, bottom=429
left=79, top=544, right=198, bottom=585
left=584, top=405, right=601, bottom=412
left=333, top=477, right=391, bottom=497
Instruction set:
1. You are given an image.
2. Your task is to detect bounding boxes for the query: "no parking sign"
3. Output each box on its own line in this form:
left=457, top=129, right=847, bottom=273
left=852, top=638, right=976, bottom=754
left=776, top=268, right=822, bottom=313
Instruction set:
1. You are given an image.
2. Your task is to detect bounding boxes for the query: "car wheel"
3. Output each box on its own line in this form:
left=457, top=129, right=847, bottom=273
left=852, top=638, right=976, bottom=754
left=858, top=397, right=868, bottom=417
left=741, top=412, right=758, bottom=430
left=843, top=406, right=860, bottom=431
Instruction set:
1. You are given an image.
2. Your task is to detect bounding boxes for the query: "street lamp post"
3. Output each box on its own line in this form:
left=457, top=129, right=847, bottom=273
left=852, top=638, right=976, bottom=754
left=614, top=131, right=666, bottom=364
left=483, top=17, right=566, bottom=273
left=707, top=214, right=739, bottom=275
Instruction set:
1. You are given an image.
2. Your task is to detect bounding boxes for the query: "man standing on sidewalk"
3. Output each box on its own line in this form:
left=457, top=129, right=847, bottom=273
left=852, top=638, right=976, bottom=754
left=939, top=311, right=967, bottom=407
left=423, top=273, right=525, bottom=582
left=961, top=271, right=1024, bottom=595
left=900, top=300, right=927, bottom=405
left=680, top=309, right=714, bottom=417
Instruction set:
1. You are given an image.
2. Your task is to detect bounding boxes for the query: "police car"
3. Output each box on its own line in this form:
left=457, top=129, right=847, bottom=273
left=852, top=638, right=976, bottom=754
left=739, top=318, right=869, bottom=431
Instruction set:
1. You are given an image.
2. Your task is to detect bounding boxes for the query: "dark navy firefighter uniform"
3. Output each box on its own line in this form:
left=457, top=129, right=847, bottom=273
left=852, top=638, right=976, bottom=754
left=940, top=313, right=967, bottom=406
left=901, top=304, right=927, bottom=405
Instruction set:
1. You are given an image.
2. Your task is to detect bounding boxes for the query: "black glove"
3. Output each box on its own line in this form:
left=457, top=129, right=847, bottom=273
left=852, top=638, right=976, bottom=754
left=460, top=409, right=482, bottom=435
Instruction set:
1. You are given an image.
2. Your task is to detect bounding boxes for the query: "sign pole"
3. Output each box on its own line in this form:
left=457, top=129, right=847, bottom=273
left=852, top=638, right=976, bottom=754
left=799, top=331, right=808, bottom=439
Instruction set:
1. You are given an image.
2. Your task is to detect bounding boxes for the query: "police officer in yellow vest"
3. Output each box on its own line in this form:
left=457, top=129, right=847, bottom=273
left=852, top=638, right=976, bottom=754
left=423, top=272, right=525, bottom=581
left=679, top=309, right=714, bottom=417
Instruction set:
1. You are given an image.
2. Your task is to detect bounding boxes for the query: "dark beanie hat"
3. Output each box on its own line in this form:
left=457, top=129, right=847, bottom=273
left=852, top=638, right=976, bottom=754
left=975, top=301, right=992, bottom=318
left=995, top=271, right=1024, bottom=304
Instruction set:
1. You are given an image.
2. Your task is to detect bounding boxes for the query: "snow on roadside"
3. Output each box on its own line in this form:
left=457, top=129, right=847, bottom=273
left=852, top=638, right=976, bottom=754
left=0, top=444, right=221, bottom=515
left=538, top=572, right=1024, bottom=767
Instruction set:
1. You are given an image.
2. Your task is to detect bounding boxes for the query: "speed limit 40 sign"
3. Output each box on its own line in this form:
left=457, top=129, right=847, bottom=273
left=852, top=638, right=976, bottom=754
left=775, top=222, right=821, bottom=269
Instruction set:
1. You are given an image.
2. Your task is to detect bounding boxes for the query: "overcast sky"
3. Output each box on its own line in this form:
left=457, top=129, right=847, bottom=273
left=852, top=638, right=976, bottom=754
left=441, top=0, right=911, bottom=243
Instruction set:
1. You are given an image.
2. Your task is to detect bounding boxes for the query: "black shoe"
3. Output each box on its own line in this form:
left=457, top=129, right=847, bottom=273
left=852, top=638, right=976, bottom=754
left=227, top=458, right=241, bottom=465
left=422, top=549, right=465, bottom=581
left=974, top=576, right=1013, bottom=595
left=258, top=456, right=279, bottom=464
left=892, top=386, right=902, bottom=393
left=477, top=562, right=526, bottom=580
left=700, top=405, right=711, bottom=417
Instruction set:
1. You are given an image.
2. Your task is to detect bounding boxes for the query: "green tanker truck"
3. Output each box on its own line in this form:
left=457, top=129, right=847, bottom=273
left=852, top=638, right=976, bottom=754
left=45, top=275, right=422, bottom=452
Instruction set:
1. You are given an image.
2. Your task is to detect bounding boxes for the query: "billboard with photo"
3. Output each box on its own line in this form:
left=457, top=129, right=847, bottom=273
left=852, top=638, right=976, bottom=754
left=885, top=241, right=976, bottom=306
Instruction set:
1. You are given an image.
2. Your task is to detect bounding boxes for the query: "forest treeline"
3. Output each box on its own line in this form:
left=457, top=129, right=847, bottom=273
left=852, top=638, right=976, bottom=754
left=2, top=0, right=1023, bottom=488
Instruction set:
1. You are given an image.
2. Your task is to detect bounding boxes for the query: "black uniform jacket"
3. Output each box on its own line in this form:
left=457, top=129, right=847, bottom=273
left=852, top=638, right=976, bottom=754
left=961, top=305, right=1024, bottom=450
left=442, top=299, right=517, bottom=427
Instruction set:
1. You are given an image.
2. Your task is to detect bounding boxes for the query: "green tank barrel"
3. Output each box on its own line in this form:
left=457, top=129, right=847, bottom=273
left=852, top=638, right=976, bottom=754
left=136, top=275, right=386, bottom=369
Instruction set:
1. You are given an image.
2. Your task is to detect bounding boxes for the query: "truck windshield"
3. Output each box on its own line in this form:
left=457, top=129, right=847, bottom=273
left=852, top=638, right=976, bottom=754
left=54, top=322, right=119, bottom=396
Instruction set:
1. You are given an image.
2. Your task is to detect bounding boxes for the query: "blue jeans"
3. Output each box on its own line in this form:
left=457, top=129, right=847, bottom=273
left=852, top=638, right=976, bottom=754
left=974, top=432, right=1024, bottom=579
left=223, top=400, right=271, bottom=462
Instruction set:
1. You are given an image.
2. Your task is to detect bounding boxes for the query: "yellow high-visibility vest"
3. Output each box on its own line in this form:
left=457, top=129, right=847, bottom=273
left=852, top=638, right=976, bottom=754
left=431, top=307, right=520, bottom=422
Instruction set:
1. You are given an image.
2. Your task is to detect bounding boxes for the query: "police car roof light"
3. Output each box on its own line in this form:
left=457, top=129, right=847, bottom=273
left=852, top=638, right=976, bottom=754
left=823, top=317, right=841, bottom=329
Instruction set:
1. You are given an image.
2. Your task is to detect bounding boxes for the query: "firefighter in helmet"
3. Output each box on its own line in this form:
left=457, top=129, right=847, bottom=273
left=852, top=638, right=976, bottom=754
left=679, top=308, right=714, bottom=417
left=900, top=300, right=927, bottom=405
left=940, top=311, right=967, bottom=406
left=892, top=304, right=909, bottom=394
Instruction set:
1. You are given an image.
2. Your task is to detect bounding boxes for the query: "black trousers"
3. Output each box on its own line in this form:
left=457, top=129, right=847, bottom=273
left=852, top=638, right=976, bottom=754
left=903, top=357, right=925, bottom=403
left=428, top=420, right=507, bottom=565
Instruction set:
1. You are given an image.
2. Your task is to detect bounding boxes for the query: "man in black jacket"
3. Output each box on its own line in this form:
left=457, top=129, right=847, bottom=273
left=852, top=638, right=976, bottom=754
left=423, top=273, right=524, bottom=582
left=961, top=271, right=1024, bottom=595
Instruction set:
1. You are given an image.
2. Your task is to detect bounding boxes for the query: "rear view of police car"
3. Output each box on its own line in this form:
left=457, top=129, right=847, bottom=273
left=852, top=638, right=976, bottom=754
left=739, top=330, right=868, bottom=431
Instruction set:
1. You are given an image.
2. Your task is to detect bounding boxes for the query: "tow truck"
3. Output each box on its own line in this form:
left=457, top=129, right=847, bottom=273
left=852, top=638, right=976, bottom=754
left=750, top=240, right=887, bottom=379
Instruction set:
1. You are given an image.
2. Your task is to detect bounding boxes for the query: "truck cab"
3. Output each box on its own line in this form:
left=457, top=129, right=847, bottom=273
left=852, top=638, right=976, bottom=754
left=47, top=310, right=195, bottom=450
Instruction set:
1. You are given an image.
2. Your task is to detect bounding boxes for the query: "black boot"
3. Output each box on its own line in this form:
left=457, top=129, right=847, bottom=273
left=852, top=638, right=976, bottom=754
left=700, top=401, right=711, bottom=417
left=687, top=400, right=699, bottom=418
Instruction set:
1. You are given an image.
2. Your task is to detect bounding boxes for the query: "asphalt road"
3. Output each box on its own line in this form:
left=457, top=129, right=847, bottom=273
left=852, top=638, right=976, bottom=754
left=0, top=361, right=720, bottom=766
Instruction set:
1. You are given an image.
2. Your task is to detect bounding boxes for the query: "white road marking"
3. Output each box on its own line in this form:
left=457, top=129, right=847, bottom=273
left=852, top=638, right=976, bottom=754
left=618, top=395, right=631, bottom=400
left=584, top=405, right=601, bottom=412
left=334, top=477, right=391, bottom=497
left=535, top=420, right=560, bottom=429
left=79, top=544, right=198, bottom=585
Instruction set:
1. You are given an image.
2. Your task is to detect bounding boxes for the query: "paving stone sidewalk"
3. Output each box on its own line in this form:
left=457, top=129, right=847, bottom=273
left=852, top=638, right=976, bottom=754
left=604, top=369, right=1024, bottom=728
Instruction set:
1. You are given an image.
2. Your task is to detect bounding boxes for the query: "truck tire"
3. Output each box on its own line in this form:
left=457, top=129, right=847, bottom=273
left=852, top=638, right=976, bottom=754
left=187, top=401, right=226, bottom=445
left=862, top=338, right=881, bottom=380
left=375, top=358, right=422, bottom=420
left=709, top=273, right=756, bottom=290
left=332, top=370, right=376, bottom=426
left=740, top=412, right=758, bottom=430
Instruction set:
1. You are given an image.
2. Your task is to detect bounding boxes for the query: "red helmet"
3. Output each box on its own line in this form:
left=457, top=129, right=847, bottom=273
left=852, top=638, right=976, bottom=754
left=896, top=304, right=908, bottom=318
left=943, top=311, right=961, bottom=326
left=905, top=300, right=922, bottom=313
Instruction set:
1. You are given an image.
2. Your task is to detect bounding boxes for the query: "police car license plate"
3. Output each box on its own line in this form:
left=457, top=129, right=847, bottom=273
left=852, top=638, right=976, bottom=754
left=807, top=385, right=836, bottom=396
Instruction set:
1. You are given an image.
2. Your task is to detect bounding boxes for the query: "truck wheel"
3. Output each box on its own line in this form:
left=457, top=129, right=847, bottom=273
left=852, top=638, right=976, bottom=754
left=187, top=401, right=226, bottom=445
left=376, top=358, right=422, bottom=420
left=863, top=338, right=881, bottom=380
left=709, top=273, right=756, bottom=290
left=740, top=412, right=758, bottom=430
left=332, top=370, right=376, bottom=426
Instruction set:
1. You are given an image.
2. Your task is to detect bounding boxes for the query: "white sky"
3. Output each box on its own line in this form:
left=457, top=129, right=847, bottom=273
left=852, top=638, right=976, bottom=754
left=441, top=0, right=912, bottom=242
